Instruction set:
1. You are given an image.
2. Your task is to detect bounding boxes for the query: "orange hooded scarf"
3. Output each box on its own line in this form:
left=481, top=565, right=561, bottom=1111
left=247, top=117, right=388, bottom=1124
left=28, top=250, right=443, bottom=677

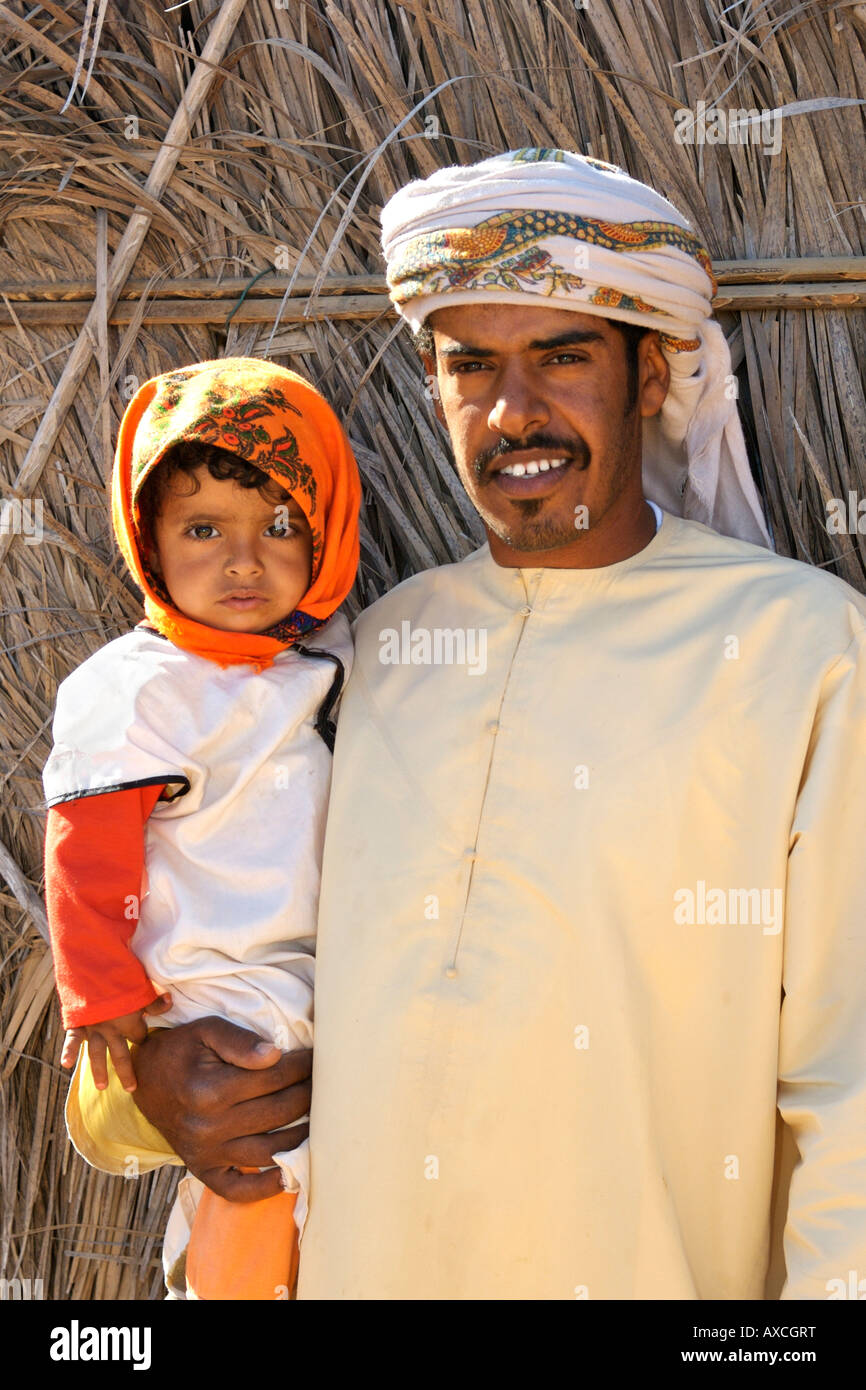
left=111, top=357, right=361, bottom=671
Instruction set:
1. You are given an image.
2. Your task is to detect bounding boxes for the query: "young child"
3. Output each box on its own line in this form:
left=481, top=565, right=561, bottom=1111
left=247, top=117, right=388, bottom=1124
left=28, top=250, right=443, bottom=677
left=42, top=357, right=360, bottom=1299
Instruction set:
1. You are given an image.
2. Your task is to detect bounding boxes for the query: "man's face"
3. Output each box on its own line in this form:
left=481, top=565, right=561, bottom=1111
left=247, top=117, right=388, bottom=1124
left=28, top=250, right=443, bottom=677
left=423, top=303, right=669, bottom=564
left=150, top=466, right=313, bottom=632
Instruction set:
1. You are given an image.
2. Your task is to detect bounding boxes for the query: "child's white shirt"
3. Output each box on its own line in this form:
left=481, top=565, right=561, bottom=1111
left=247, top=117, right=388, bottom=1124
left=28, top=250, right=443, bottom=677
left=43, top=611, right=353, bottom=1234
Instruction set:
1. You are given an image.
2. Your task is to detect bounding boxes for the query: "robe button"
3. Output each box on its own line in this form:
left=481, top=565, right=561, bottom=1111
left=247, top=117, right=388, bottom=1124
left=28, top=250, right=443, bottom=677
left=445, top=966, right=458, bottom=979
left=518, top=605, right=532, bottom=617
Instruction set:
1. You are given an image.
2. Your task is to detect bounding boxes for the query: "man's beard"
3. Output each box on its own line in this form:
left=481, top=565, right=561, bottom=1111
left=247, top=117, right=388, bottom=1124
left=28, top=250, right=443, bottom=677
left=483, top=496, right=583, bottom=552
left=470, top=415, right=637, bottom=553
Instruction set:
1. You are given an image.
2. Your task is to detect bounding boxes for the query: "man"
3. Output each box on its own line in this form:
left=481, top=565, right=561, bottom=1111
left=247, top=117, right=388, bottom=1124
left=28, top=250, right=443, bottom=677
left=66, top=150, right=866, bottom=1300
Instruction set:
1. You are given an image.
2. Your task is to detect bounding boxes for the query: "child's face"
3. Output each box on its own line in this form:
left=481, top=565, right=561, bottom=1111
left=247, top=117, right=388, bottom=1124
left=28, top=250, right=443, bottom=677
left=149, top=466, right=314, bottom=632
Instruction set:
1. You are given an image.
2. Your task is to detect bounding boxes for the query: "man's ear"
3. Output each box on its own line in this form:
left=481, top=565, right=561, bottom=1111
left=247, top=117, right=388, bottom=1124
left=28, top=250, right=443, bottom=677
left=420, top=351, right=446, bottom=428
left=638, top=332, right=670, bottom=420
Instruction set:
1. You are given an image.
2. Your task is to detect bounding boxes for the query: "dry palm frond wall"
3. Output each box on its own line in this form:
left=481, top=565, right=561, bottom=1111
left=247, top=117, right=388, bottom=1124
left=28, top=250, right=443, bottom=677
left=1, top=0, right=864, bottom=1299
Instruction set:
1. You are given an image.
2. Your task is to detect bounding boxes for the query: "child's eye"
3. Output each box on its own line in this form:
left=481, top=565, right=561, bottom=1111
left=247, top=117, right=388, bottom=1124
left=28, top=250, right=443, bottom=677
left=267, top=520, right=297, bottom=538
left=187, top=524, right=218, bottom=540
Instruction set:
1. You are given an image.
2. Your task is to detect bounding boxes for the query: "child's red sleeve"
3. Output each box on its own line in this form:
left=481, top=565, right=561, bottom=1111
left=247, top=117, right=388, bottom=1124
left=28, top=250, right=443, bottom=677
left=44, top=784, right=166, bottom=1028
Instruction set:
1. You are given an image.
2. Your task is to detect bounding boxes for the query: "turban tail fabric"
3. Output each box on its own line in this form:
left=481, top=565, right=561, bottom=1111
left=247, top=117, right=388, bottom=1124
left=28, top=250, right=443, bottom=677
left=112, top=357, right=361, bottom=670
left=381, top=148, right=772, bottom=548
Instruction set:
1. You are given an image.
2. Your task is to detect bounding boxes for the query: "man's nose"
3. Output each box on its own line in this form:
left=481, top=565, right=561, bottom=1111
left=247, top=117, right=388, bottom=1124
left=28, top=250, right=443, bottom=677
left=487, top=361, right=549, bottom=439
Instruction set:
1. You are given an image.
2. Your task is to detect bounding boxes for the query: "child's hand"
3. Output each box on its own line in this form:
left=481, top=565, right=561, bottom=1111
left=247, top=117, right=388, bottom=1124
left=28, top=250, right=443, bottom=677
left=61, top=993, right=172, bottom=1092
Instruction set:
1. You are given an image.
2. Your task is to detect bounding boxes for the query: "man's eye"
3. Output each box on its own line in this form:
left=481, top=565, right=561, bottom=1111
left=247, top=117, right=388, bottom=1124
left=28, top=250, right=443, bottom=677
left=450, top=360, right=487, bottom=373
left=547, top=353, right=588, bottom=364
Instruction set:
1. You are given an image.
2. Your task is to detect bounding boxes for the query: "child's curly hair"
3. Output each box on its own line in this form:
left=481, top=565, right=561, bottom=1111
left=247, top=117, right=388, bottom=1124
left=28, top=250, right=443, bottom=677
left=137, top=440, right=292, bottom=552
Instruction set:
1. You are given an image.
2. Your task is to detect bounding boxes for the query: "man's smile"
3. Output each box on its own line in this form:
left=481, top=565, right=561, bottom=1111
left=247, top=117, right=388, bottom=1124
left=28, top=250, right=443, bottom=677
left=481, top=446, right=589, bottom=501
left=497, top=454, right=568, bottom=477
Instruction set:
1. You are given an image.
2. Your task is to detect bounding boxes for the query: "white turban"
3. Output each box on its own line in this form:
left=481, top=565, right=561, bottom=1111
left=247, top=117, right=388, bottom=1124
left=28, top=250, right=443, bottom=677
left=380, top=148, right=772, bottom=548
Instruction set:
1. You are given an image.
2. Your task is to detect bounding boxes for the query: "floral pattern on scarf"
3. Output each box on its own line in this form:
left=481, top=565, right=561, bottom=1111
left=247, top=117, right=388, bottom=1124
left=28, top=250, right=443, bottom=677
left=112, top=357, right=361, bottom=669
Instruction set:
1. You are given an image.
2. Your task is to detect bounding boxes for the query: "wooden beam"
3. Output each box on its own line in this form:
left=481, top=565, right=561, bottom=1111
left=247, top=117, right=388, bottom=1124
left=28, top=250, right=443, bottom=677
left=0, top=294, right=394, bottom=327
left=0, top=274, right=384, bottom=302
left=711, top=257, right=866, bottom=284
left=1, top=285, right=863, bottom=328
left=712, top=282, right=866, bottom=310
left=0, top=257, right=864, bottom=304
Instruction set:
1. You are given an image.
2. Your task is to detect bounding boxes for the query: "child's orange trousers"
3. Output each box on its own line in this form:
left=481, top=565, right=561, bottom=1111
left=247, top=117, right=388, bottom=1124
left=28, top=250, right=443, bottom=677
left=185, top=1180, right=300, bottom=1300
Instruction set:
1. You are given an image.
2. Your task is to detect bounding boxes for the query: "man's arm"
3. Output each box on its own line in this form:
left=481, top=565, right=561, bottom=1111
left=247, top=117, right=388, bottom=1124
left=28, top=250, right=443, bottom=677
left=778, top=624, right=866, bottom=1299
left=66, top=1017, right=313, bottom=1201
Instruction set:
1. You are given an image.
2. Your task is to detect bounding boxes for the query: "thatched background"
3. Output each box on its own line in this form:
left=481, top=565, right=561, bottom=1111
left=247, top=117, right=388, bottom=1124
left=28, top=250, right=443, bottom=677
left=1, top=0, right=864, bottom=1299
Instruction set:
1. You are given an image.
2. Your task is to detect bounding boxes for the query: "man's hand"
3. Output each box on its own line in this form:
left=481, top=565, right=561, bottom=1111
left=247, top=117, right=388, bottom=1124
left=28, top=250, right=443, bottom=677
left=129, top=1017, right=312, bottom=1202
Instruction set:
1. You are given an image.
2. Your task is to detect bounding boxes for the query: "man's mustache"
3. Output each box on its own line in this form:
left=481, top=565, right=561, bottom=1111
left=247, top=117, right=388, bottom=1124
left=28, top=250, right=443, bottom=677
left=473, top=435, right=590, bottom=480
